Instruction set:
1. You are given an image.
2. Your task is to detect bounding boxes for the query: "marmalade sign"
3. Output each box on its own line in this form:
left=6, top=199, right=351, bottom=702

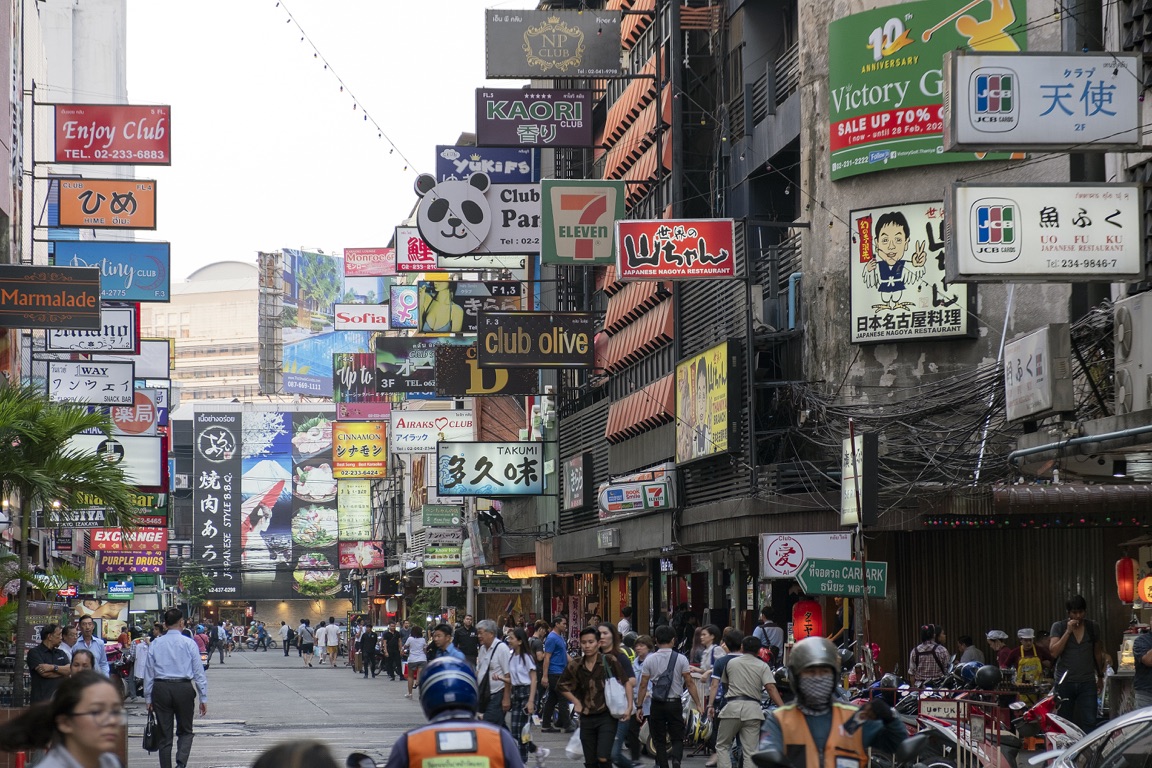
left=0, top=265, right=101, bottom=330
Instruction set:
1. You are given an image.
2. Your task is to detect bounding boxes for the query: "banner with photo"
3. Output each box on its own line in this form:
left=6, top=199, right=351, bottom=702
left=416, top=281, right=522, bottom=335
left=675, top=342, right=731, bottom=464
left=849, top=201, right=972, bottom=343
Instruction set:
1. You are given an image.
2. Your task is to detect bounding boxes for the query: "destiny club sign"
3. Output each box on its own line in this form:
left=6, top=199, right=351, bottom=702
left=476, top=89, right=594, bottom=147
left=54, top=104, right=171, bottom=165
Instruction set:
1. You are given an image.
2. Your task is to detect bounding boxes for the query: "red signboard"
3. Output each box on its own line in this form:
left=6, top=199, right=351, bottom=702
left=88, top=527, right=168, bottom=552
left=57, top=585, right=78, bottom=598
left=98, top=551, right=166, bottom=574
left=615, top=219, right=737, bottom=280
left=344, top=247, right=395, bottom=277
left=54, top=104, right=171, bottom=165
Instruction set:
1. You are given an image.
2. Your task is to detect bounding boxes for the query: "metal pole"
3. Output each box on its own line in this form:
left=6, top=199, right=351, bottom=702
left=848, top=418, right=873, bottom=681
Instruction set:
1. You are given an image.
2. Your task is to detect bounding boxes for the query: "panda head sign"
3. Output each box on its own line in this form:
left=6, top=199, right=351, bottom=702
left=414, top=172, right=542, bottom=256
left=414, top=172, right=492, bottom=255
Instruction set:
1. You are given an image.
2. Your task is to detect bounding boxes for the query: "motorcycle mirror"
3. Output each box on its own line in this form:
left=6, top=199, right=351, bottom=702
left=346, top=753, right=375, bottom=768
left=895, top=733, right=930, bottom=764
left=751, top=750, right=790, bottom=768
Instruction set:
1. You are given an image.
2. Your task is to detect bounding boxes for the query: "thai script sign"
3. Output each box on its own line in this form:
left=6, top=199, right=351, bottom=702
left=485, top=10, right=622, bottom=79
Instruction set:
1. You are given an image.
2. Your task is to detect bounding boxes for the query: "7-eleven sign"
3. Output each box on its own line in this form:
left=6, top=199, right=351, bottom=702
left=542, top=179, right=626, bottom=265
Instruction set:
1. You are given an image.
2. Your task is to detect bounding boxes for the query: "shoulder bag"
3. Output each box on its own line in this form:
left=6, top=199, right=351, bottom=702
left=603, top=654, right=628, bottom=717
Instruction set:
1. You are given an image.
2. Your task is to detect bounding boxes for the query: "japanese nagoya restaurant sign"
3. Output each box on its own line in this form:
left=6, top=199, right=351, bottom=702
left=436, top=442, right=544, bottom=496
left=57, top=179, right=157, bottom=229
left=616, top=219, right=736, bottom=280
left=945, top=183, right=1144, bottom=282
left=476, top=311, right=594, bottom=368
left=476, top=88, right=594, bottom=147
left=343, top=247, right=395, bottom=277
left=54, top=104, right=171, bottom=164
left=435, top=344, right=541, bottom=397
left=0, top=265, right=101, bottom=330
left=486, top=10, right=622, bottom=79
left=88, top=527, right=168, bottom=552
left=827, top=0, right=1026, bottom=180
left=331, top=421, right=387, bottom=478
left=51, top=241, right=171, bottom=302
left=850, top=201, right=972, bottom=343
left=542, top=179, right=626, bottom=265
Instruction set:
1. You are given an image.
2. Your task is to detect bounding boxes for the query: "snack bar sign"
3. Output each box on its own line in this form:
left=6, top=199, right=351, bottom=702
left=54, top=104, right=171, bottom=165
left=616, top=219, right=737, bottom=280
left=48, top=360, right=134, bottom=405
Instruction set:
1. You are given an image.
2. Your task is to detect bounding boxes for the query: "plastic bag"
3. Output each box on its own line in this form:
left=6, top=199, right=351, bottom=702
left=565, top=727, right=582, bottom=760
left=521, top=720, right=533, bottom=745
left=605, top=676, right=628, bottom=717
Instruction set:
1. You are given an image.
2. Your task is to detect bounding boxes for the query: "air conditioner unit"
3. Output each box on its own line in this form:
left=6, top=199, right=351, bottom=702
left=1114, top=293, right=1152, bottom=415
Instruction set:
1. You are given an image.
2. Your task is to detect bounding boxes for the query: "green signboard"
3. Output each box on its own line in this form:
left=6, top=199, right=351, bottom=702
left=795, top=558, right=888, bottom=598
left=477, top=575, right=527, bottom=594
left=421, top=504, right=462, bottom=527
left=828, top=0, right=1026, bottom=180
left=424, top=546, right=462, bottom=567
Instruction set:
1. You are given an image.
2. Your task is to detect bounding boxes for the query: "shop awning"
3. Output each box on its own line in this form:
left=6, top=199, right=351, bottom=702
left=605, top=279, right=668, bottom=333
left=605, top=373, right=675, bottom=443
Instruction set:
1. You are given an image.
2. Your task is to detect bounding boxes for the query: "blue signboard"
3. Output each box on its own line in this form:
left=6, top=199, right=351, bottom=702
left=106, top=581, right=134, bottom=599
left=435, top=146, right=540, bottom=183
left=50, top=241, right=171, bottom=302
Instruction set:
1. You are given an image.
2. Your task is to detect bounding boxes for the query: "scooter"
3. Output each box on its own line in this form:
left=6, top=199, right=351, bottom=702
left=1010, top=685, right=1084, bottom=752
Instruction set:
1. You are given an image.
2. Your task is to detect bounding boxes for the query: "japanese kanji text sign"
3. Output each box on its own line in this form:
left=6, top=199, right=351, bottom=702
left=476, top=88, right=594, bottom=147
left=946, top=183, right=1144, bottom=282
left=57, top=179, right=157, bottom=229
left=54, top=104, right=171, bottom=165
left=337, top=480, right=373, bottom=540
left=943, top=51, right=1141, bottom=151
left=0, top=265, right=101, bottom=331
left=395, top=226, right=438, bottom=272
left=542, top=180, right=626, bottom=265
left=331, top=421, right=387, bottom=478
left=192, top=411, right=241, bottom=592
left=48, top=360, right=134, bottom=405
left=436, top=442, right=544, bottom=496
left=46, top=302, right=138, bottom=352
left=416, top=280, right=523, bottom=334
left=616, top=219, right=737, bottom=280
left=759, top=532, right=852, bottom=580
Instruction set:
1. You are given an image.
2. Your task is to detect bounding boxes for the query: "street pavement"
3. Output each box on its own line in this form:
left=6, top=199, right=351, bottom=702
left=122, top=648, right=698, bottom=768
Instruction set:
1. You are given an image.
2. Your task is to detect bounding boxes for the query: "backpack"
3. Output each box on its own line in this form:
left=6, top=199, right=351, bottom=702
left=286, top=627, right=296, bottom=642
left=651, top=650, right=680, bottom=699
left=753, top=624, right=782, bottom=667
left=915, top=643, right=947, bottom=675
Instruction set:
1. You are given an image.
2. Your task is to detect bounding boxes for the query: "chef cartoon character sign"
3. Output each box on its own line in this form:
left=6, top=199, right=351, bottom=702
left=861, top=210, right=926, bottom=311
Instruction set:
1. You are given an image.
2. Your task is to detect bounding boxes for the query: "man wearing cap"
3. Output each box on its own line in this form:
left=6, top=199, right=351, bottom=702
left=1005, top=629, right=1051, bottom=700
left=986, top=630, right=1012, bottom=668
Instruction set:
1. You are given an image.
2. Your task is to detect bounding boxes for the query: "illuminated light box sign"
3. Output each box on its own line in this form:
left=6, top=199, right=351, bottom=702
left=57, top=179, right=157, bottom=229
left=475, top=311, right=594, bottom=368
left=0, top=265, right=101, bottom=330
left=436, top=441, right=544, bottom=496
left=616, top=219, right=736, bottom=280
left=476, top=88, right=594, bottom=147
left=542, top=180, right=626, bottom=266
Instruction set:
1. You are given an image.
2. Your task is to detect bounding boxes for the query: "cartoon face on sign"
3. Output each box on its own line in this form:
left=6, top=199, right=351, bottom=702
left=414, top=172, right=492, bottom=255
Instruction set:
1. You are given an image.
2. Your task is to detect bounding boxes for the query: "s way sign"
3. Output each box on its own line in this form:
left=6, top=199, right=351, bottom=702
left=759, top=532, right=851, bottom=579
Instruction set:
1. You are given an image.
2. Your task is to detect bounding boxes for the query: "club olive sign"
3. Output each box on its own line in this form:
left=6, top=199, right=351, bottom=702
left=476, top=311, right=595, bottom=368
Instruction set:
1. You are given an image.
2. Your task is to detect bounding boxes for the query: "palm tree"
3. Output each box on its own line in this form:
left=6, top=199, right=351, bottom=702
left=0, top=383, right=140, bottom=705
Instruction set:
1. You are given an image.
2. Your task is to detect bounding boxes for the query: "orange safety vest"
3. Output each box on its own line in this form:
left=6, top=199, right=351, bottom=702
left=405, top=720, right=508, bottom=768
left=773, top=703, right=868, bottom=768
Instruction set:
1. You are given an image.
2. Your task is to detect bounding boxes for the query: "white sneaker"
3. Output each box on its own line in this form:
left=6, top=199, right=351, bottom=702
left=535, top=748, right=550, bottom=760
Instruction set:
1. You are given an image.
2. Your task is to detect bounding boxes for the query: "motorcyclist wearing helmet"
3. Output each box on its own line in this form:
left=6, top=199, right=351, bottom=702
left=383, top=656, right=525, bottom=768
left=758, top=637, right=905, bottom=768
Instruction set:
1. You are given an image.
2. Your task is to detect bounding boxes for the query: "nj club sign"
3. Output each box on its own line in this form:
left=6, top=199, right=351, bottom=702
left=541, top=180, right=625, bottom=265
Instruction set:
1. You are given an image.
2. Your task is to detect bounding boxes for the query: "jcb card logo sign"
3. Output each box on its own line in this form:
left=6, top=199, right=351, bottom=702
left=541, top=179, right=625, bottom=265
left=972, top=198, right=1019, bottom=262
left=971, top=69, right=1017, bottom=130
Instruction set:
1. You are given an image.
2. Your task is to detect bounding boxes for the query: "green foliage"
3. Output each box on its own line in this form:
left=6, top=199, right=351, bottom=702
left=178, top=565, right=214, bottom=608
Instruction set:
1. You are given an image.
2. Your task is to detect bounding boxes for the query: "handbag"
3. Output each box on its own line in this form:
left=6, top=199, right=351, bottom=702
left=602, top=655, right=628, bottom=718
left=142, top=710, right=159, bottom=752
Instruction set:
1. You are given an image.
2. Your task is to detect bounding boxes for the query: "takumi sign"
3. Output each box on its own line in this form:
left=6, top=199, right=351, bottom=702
left=476, top=311, right=594, bottom=368
left=616, top=219, right=737, bottom=280
left=541, top=179, right=626, bottom=265
left=57, top=179, right=157, bottom=229
left=436, top=442, right=544, bottom=496
left=476, top=89, right=594, bottom=147
left=54, top=104, right=171, bottom=165
left=0, top=265, right=101, bottom=330
left=88, top=527, right=168, bottom=552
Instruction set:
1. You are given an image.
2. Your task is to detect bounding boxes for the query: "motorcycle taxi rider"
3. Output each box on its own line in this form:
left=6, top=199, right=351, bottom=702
left=383, top=656, right=525, bottom=768
left=758, top=637, right=906, bottom=768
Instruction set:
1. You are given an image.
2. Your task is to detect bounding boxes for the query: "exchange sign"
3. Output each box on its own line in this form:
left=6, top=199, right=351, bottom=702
left=616, top=219, right=736, bottom=280
left=476, top=89, right=594, bottom=147
left=436, top=442, right=544, bottom=496
left=88, top=527, right=168, bottom=552
left=542, top=180, right=626, bottom=265
left=54, top=104, right=171, bottom=165
left=57, top=179, right=157, bottom=229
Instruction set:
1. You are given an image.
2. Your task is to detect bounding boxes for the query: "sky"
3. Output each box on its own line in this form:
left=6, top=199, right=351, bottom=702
left=126, top=1, right=524, bottom=282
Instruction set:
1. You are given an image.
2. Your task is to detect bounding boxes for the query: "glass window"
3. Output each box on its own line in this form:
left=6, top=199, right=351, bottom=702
left=1093, top=720, right=1152, bottom=768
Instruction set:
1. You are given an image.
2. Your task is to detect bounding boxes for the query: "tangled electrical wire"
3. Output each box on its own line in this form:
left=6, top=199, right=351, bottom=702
left=770, top=302, right=1118, bottom=520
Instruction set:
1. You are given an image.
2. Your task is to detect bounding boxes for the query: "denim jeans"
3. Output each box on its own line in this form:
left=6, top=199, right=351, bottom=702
left=1057, top=678, right=1098, bottom=733
left=611, top=716, right=635, bottom=768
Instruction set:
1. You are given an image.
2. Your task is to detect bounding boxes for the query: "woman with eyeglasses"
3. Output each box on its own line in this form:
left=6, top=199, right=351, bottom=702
left=0, top=670, right=125, bottom=767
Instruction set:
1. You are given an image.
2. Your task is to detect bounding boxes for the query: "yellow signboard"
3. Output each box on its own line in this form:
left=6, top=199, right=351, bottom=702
left=58, top=179, right=157, bottom=229
left=675, top=341, right=730, bottom=463
left=331, top=421, right=387, bottom=478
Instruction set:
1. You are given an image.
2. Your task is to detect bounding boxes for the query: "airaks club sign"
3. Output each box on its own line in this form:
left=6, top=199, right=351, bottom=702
left=389, top=410, right=475, bottom=453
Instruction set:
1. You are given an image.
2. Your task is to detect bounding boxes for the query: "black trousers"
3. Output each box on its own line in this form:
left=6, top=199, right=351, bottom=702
left=153, top=679, right=196, bottom=768
left=541, top=678, right=571, bottom=728
left=579, top=711, right=617, bottom=768
left=382, top=652, right=401, bottom=679
left=362, top=649, right=376, bottom=677
left=649, top=699, right=685, bottom=768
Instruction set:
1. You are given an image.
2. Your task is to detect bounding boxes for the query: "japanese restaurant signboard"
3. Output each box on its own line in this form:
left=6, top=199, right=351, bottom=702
left=616, top=219, right=737, bottom=280
left=436, top=442, right=544, bottom=496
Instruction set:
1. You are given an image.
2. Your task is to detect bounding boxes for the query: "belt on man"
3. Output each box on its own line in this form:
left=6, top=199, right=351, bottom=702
left=156, top=678, right=192, bottom=683
left=652, top=697, right=681, bottom=703
left=726, top=696, right=759, bottom=702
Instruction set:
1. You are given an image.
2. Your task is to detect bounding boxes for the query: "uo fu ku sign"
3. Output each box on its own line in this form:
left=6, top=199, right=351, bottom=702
left=476, top=311, right=595, bottom=368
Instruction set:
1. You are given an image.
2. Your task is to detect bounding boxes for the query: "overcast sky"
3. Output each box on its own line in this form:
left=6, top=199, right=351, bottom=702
left=126, top=1, right=523, bottom=281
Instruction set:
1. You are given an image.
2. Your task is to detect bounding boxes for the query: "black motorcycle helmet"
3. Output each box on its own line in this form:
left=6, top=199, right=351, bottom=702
left=974, top=664, right=1002, bottom=691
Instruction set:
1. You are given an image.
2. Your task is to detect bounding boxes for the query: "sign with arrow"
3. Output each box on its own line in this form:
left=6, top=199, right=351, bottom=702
left=795, top=558, right=888, bottom=598
left=424, top=568, right=462, bottom=587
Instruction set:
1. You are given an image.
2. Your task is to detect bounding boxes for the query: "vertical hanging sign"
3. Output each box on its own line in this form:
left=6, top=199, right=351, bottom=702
left=192, top=412, right=241, bottom=594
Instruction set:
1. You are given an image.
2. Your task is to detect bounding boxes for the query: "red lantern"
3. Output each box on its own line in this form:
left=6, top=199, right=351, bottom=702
left=792, top=599, right=824, bottom=640
left=1139, top=576, right=1152, bottom=604
left=1116, top=557, right=1139, bottom=604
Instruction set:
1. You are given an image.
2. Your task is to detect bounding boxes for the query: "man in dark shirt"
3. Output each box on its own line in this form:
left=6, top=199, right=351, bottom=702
left=27, top=623, right=69, bottom=703
left=453, top=614, right=480, bottom=669
left=360, top=626, right=378, bottom=678
left=382, top=622, right=402, bottom=681
left=1049, top=594, right=1105, bottom=733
